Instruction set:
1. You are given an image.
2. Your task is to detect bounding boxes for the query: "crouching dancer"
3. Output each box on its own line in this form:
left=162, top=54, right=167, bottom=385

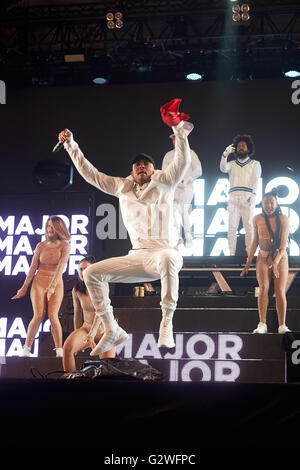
left=58, top=98, right=192, bottom=354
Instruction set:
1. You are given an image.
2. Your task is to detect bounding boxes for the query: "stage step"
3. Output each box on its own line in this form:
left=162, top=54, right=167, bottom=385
left=111, top=295, right=300, bottom=309
left=0, top=332, right=290, bottom=384
left=0, top=355, right=286, bottom=384
left=114, top=307, right=300, bottom=333
left=116, top=332, right=287, bottom=360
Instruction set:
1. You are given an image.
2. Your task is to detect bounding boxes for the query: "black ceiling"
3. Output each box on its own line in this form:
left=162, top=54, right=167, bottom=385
left=1, top=1, right=300, bottom=86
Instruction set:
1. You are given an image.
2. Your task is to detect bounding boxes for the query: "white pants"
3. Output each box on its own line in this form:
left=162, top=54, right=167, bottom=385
left=227, top=192, right=255, bottom=255
left=174, top=184, right=194, bottom=239
left=83, top=247, right=183, bottom=317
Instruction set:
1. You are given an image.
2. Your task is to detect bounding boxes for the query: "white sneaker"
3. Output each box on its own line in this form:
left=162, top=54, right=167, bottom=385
left=253, top=322, right=268, bottom=334
left=90, top=325, right=129, bottom=356
left=158, top=321, right=175, bottom=348
left=22, top=345, right=31, bottom=357
left=278, top=325, right=291, bottom=334
left=54, top=347, right=63, bottom=358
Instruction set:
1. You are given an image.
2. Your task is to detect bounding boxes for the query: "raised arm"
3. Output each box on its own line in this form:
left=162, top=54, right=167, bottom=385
left=220, top=144, right=235, bottom=173
left=59, top=129, right=125, bottom=197
left=11, top=242, right=42, bottom=299
left=156, top=123, right=191, bottom=187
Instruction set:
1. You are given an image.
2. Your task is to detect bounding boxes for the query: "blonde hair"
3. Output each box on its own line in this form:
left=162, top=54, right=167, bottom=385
left=45, top=215, right=71, bottom=241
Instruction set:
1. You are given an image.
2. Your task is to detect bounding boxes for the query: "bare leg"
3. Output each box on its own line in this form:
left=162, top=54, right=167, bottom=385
left=256, top=255, right=272, bottom=324
left=47, top=279, right=64, bottom=349
left=273, top=256, right=289, bottom=327
left=63, top=327, right=89, bottom=372
left=27, top=279, right=47, bottom=349
left=63, top=327, right=116, bottom=372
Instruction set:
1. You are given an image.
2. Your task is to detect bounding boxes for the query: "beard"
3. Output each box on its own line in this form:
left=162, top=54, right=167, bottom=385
left=236, top=150, right=248, bottom=159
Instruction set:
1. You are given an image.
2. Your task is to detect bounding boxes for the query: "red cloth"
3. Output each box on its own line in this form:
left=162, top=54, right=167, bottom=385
left=160, top=98, right=190, bottom=127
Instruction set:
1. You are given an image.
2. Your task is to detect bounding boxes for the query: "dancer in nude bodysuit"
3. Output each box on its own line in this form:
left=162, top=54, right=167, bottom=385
left=63, top=257, right=115, bottom=372
left=241, top=189, right=290, bottom=334
left=12, top=216, right=71, bottom=357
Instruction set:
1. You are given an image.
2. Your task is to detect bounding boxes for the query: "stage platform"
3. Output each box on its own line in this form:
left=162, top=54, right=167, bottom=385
left=2, top=293, right=300, bottom=383
left=1, top=291, right=300, bottom=451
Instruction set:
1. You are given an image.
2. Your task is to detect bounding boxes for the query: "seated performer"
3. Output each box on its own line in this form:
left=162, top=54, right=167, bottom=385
left=12, top=215, right=71, bottom=357
left=220, top=134, right=261, bottom=255
left=63, top=256, right=115, bottom=372
left=58, top=98, right=192, bottom=354
left=162, top=125, right=202, bottom=248
left=241, top=188, right=290, bottom=334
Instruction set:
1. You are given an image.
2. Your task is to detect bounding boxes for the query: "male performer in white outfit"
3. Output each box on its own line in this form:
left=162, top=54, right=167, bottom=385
left=220, top=134, right=261, bottom=255
left=58, top=98, right=192, bottom=354
left=162, top=130, right=202, bottom=248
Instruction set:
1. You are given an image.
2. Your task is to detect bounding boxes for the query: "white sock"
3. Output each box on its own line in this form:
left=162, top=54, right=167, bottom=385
left=97, top=307, right=116, bottom=332
left=22, top=345, right=31, bottom=357
left=161, top=308, right=174, bottom=327
left=54, top=347, right=63, bottom=358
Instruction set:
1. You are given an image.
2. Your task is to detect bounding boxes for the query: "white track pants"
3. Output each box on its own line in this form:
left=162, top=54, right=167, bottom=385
left=174, top=184, right=194, bottom=239
left=83, top=248, right=183, bottom=317
left=227, top=193, right=255, bottom=255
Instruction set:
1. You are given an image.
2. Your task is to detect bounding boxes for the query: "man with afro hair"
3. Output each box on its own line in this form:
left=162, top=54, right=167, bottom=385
left=220, top=134, right=261, bottom=255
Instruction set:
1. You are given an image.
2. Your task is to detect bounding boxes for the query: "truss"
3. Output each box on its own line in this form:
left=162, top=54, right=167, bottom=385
left=1, top=1, right=300, bottom=86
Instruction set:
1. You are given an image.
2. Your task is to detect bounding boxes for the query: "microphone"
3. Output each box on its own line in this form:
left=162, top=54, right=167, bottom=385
left=52, top=141, right=64, bottom=153
left=52, top=130, right=71, bottom=153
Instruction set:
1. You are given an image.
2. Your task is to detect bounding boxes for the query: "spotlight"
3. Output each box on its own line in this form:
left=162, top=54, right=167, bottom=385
left=106, top=11, right=124, bottom=29
left=92, top=77, right=108, bottom=84
left=241, top=12, right=250, bottom=21
left=283, top=70, right=300, bottom=78
left=107, top=20, right=114, bottom=29
left=106, top=12, right=114, bottom=21
left=232, top=13, right=241, bottom=22
left=241, top=4, right=250, bottom=12
left=185, top=72, right=204, bottom=81
left=232, top=2, right=250, bottom=24
left=115, top=20, right=123, bottom=29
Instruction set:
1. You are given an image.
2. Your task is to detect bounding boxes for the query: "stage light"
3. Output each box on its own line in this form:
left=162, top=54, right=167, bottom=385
left=107, top=20, right=114, bottom=29
left=106, top=12, right=114, bottom=21
left=185, top=72, right=204, bottom=81
left=232, top=2, right=250, bottom=24
left=232, top=13, right=241, bottom=22
left=64, top=54, right=85, bottom=63
left=241, top=4, right=250, bottom=12
left=115, top=20, right=123, bottom=29
left=92, top=77, right=108, bottom=84
left=283, top=70, right=300, bottom=78
left=241, top=12, right=250, bottom=21
left=106, top=11, right=124, bottom=29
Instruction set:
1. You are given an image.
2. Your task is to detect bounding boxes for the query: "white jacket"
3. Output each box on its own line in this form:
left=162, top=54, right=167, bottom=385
left=64, top=126, right=191, bottom=250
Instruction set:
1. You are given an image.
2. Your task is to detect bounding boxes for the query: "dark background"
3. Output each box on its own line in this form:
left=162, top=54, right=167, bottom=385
left=1, top=77, right=300, bottom=259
